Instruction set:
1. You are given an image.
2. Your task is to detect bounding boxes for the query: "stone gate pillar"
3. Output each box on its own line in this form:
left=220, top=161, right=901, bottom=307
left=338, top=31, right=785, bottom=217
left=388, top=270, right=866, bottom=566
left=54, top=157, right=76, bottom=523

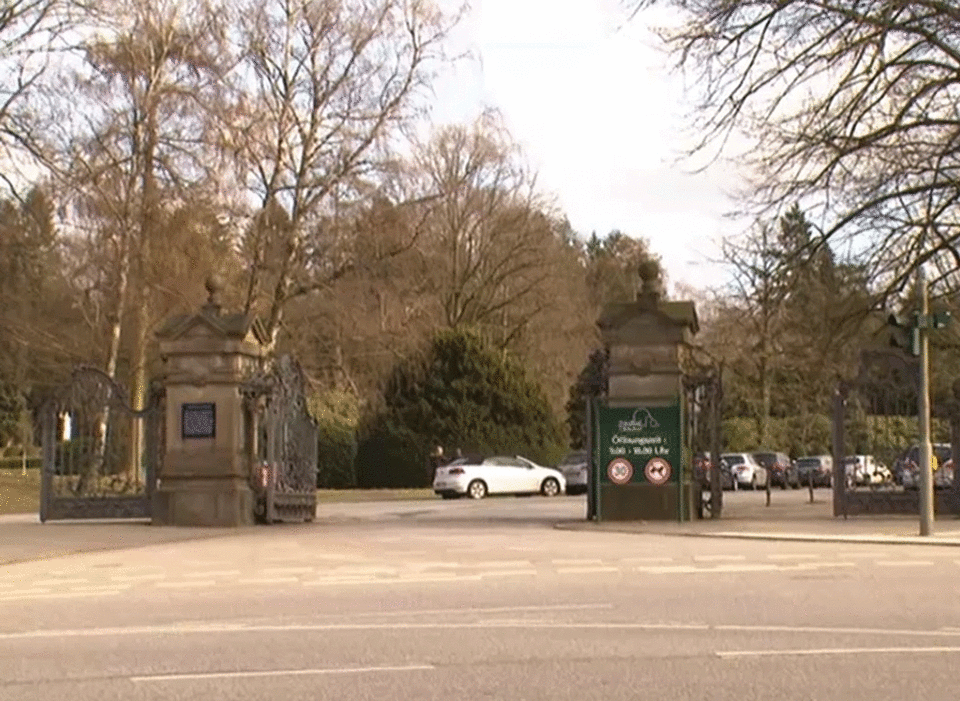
left=152, top=277, right=268, bottom=526
left=594, top=263, right=699, bottom=521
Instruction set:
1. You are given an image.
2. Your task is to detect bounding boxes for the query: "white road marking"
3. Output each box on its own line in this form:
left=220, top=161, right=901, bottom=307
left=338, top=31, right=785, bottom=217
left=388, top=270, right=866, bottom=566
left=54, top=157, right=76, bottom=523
left=875, top=560, right=934, bottom=567
left=0, top=590, right=120, bottom=602
left=718, top=646, right=960, bottom=659
left=709, top=564, right=779, bottom=573
left=0, top=621, right=714, bottom=640
left=479, top=570, right=538, bottom=578
left=179, top=559, right=235, bottom=567
left=261, top=567, right=315, bottom=575
left=237, top=577, right=300, bottom=585
left=68, top=584, right=131, bottom=593
left=556, top=567, right=620, bottom=574
left=33, top=578, right=89, bottom=586
left=155, top=580, right=217, bottom=589
left=713, top=623, right=960, bottom=637
left=629, top=561, right=858, bottom=575
left=621, top=557, right=674, bottom=564
left=475, top=560, right=537, bottom=568
left=328, top=566, right=398, bottom=575
left=784, top=562, right=856, bottom=571
left=693, top=555, right=746, bottom=562
left=0, top=588, right=51, bottom=597
left=111, top=573, right=167, bottom=582
left=552, top=558, right=604, bottom=566
left=766, top=554, right=819, bottom=561
left=15, top=619, right=960, bottom=641
left=393, top=575, right=483, bottom=584
left=349, top=604, right=613, bottom=617
left=301, top=578, right=380, bottom=586
left=131, top=664, right=435, bottom=682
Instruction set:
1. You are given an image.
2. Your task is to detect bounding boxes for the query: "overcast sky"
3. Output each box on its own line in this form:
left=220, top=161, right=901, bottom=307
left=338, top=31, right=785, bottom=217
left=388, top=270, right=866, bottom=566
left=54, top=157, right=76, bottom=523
left=431, top=0, right=743, bottom=295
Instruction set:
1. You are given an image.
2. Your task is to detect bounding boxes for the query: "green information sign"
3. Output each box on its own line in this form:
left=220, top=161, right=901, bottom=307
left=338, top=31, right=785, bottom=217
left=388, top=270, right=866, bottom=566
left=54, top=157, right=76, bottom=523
left=594, top=403, right=682, bottom=486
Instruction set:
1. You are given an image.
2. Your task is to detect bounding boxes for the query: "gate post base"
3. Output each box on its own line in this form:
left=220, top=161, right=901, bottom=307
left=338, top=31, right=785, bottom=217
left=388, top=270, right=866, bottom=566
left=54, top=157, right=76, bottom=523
left=598, top=482, right=695, bottom=522
left=152, top=480, right=254, bottom=527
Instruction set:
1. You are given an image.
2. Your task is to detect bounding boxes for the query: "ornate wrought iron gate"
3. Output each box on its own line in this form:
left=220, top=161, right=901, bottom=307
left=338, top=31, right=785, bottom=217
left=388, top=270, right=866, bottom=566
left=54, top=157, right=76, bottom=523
left=40, top=367, right=162, bottom=522
left=831, top=349, right=960, bottom=517
left=684, top=364, right=724, bottom=519
left=249, top=356, right=318, bottom=524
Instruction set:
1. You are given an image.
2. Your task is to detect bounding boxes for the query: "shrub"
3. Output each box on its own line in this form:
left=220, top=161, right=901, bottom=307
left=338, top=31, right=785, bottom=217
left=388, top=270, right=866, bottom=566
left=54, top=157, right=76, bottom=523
left=356, top=328, right=566, bottom=488
left=308, top=390, right=359, bottom=488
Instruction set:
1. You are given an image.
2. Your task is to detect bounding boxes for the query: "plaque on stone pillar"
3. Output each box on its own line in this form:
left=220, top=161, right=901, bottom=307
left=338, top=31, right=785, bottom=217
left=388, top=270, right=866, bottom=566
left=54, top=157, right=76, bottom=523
left=181, top=402, right=216, bottom=439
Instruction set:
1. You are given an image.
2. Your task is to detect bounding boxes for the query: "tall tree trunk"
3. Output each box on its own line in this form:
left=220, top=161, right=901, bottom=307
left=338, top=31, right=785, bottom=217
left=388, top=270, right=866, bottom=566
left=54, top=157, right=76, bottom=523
left=128, top=286, right=149, bottom=484
left=81, top=234, right=130, bottom=495
left=128, top=96, right=158, bottom=485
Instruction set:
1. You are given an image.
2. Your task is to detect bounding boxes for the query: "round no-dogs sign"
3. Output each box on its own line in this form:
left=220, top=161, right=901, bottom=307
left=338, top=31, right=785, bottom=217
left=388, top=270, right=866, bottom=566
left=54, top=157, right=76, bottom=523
left=607, top=458, right=634, bottom=485
left=644, top=457, right=672, bottom=485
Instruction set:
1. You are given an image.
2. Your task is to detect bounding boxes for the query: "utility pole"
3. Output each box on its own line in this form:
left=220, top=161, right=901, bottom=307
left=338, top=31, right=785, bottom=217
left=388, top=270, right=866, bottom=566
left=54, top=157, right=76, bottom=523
left=918, top=268, right=934, bottom=536
left=887, top=268, right=951, bottom=536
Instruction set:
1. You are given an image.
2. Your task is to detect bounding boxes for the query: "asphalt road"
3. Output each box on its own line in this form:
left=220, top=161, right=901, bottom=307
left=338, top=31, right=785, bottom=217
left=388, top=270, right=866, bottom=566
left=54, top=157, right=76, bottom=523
left=2, top=493, right=960, bottom=700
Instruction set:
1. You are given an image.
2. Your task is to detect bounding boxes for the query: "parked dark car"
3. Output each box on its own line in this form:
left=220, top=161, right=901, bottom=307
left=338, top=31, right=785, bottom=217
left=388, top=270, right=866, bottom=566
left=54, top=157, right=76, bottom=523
left=693, top=453, right=735, bottom=491
left=752, top=451, right=798, bottom=489
left=794, top=455, right=833, bottom=487
left=556, top=451, right=588, bottom=495
left=895, top=443, right=951, bottom=487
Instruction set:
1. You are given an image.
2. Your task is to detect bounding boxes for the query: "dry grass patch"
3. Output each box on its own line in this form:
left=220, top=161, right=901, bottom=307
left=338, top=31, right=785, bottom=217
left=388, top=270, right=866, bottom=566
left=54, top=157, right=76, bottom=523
left=0, top=476, right=434, bottom=515
left=0, top=470, right=40, bottom=515
left=315, top=488, right=434, bottom=503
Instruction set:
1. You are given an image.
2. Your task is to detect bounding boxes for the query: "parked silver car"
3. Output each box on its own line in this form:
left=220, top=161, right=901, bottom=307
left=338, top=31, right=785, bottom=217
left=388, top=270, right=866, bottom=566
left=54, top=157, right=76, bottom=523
left=556, top=451, right=588, bottom=495
left=794, top=455, right=833, bottom=487
left=722, top=452, right=768, bottom=490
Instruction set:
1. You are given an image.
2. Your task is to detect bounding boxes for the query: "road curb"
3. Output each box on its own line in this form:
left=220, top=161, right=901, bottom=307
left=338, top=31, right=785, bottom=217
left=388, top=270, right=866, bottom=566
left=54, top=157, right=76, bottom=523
left=553, top=521, right=960, bottom=547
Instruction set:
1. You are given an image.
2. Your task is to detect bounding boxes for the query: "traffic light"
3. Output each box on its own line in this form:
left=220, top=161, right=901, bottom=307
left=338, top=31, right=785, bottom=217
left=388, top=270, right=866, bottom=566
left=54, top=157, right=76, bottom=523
left=887, top=313, right=920, bottom=356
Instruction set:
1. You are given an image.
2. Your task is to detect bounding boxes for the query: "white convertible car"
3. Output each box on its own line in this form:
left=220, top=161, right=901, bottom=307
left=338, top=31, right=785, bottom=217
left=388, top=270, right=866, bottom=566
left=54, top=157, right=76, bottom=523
left=433, top=455, right=566, bottom=500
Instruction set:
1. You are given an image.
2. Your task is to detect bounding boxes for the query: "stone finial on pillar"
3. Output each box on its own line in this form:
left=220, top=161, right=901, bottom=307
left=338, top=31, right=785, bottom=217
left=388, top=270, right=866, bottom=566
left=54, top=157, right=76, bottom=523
left=203, top=274, right=224, bottom=316
left=638, top=260, right=662, bottom=309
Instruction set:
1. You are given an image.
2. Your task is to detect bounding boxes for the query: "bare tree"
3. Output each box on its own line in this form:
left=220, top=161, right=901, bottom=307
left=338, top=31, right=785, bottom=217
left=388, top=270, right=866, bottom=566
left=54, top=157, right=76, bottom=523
left=60, top=0, right=227, bottom=484
left=0, top=0, right=81, bottom=192
left=411, top=116, right=560, bottom=336
left=721, top=221, right=784, bottom=447
left=635, top=0, right=960, bottom=295
left=224, top=0, right=461, bottom=348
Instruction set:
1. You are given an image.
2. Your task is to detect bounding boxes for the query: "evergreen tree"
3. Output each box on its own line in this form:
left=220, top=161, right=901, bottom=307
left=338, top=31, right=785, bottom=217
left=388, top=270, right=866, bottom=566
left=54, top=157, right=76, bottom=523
left=355, top=327, right=566, bottom=487
left=565, top=348, right=608, bottom=450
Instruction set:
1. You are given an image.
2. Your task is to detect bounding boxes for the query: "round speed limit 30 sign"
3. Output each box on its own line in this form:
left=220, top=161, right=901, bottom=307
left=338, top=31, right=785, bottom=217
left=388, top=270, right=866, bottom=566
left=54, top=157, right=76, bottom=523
left=606, top=458, right=634, bottom=485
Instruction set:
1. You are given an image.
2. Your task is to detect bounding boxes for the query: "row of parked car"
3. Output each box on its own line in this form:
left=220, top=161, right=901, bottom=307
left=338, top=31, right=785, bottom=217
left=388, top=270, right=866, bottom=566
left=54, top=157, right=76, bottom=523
left=695, top=452, right=817, bottom=490
left=694, top=451, right=896, bottom=490
left=896, top=444, right=956, bottom=490
left=431, top=445, right=960, bottom=500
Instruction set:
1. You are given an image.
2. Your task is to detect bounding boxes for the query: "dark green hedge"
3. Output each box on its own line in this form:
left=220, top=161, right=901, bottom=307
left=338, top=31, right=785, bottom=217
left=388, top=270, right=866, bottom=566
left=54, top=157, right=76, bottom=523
left=356, top=328, right=566, bottom=488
